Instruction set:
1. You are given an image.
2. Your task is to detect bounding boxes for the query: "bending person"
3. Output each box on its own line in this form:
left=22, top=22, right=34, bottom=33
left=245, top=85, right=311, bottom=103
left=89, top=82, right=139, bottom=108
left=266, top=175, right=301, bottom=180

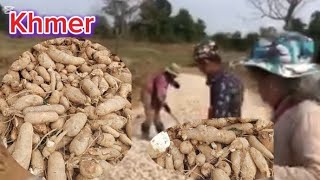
left=141, top=63, right=181, bottom=139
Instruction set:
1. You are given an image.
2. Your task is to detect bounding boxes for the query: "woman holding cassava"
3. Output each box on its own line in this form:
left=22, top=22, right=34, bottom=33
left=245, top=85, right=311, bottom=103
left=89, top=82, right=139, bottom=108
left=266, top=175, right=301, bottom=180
left=243, top=32, right=320, bottom=179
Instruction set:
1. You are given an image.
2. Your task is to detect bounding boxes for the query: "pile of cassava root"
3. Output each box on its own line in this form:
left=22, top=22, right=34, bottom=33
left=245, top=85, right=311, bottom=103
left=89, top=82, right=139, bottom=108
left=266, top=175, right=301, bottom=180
left=0, top=37, right=133, bottom=180
left=148, top=118, right=274, bottom=180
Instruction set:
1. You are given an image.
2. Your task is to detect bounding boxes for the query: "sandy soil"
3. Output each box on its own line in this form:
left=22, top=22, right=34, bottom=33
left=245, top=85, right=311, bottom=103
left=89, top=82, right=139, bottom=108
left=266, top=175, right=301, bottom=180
left=102, top=139, right=189, bottom=180
left=102, top=73, right=272, bottom=180
left=132, top=73, right=271, bottom=137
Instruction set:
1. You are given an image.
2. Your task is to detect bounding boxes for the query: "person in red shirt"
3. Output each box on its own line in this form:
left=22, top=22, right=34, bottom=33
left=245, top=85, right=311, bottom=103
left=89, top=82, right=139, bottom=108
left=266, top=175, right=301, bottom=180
left=141, top=63, right=181, bottom=139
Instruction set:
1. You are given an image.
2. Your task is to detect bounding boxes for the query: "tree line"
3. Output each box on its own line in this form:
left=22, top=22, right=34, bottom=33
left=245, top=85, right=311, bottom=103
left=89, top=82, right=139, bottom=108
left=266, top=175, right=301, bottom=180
left=98, top=0, right=207, bottom=42
left=0, top=4, right=8, bottom=32
left=210, top=12, right=320, bottom=52
left=214, top=0, right=320, bottom=52
left=0, top=0, right=206, bottom=43
left=1, top=0, right=320, bottom=53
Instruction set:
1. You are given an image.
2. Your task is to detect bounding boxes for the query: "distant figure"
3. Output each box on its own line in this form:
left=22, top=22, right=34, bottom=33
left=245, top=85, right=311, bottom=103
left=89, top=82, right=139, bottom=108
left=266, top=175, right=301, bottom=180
left=193, top=40, right=244, bottom=119
left=141, top=63, right=181, bottom=139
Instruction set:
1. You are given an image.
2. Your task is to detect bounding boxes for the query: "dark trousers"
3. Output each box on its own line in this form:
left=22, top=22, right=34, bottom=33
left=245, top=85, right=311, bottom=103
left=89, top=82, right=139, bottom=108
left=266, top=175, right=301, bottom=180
left=141, top=91, right=164, bottom=139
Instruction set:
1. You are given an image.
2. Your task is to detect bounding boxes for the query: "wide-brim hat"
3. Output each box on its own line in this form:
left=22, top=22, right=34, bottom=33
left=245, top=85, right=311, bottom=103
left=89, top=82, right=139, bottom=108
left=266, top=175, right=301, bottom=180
left=165, top=63, right=181, bottom=77
left=243, top=32, right=320, bottom=78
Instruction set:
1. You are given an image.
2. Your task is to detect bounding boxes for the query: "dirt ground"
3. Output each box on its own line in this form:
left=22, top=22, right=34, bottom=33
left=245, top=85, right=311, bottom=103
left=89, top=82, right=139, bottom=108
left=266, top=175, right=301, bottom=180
left=0, top=65, right=271, bottom=180
left=102, top=71, right=272, bottom=180
left=0, top=35, right=271, bottom=179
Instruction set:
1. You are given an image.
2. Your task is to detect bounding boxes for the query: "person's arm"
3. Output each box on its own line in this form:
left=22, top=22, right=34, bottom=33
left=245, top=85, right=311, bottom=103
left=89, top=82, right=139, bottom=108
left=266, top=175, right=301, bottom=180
left=171, top=80, right=180, bottom=89
left=154, top=75, right=168, bottom=107
left=163, top=103, right=172, bottom=114
left=208, top=106, right=214, bottom=119
left=274, top=110, right=320, bottom=180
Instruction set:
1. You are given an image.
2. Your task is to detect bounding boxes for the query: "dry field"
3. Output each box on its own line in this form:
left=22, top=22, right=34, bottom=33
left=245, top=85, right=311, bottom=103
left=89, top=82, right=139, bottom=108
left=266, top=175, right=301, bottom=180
left=0, top=34, right=271, bottom=179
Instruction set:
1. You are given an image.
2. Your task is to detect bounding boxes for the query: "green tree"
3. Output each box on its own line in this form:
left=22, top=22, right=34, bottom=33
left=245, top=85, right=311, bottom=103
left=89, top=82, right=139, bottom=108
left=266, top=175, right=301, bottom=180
left=211, top=32, right=258, bottom=52
left=130, top=0, right=206, bottom=42
left=172, top=9, right=196, bottom=42
left=232, top=31, right=241, bottom=39
left=0, top=4, right=8, bottom=32
left=291, top=18, right=307, bottom=33
left=245, top=32, right=259, bottom=46
left=94, top=16, right=113, bottom=38
left=194, top=19, right=206, bottom=40
left=259, top=26, right=278, bottom=38
left=140, top=0, right=172, bottom=19
left=309, top=11, right=320, bottom=40
left=102, top=0, right=140, bottom=36
left=308, top=11, right=320, bottom=62
left=212, top=33, right=232, bottom=49
left=231, top=31, right=245, bottom=51
left=134, top=0, right=173, bottom=41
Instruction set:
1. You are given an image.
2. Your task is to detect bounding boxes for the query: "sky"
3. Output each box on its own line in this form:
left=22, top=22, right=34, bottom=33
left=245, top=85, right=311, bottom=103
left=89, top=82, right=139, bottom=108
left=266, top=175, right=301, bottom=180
left=1, top=0, right=320, bottom=34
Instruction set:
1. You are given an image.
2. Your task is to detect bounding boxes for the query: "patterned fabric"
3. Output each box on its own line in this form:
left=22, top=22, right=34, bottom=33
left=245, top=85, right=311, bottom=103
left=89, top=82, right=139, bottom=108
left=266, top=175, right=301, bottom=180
left=194, top=39, right=219, bottom=61
left=244, top=32, right=320, bottom=78
left=208, top=70, right=244, bottom=118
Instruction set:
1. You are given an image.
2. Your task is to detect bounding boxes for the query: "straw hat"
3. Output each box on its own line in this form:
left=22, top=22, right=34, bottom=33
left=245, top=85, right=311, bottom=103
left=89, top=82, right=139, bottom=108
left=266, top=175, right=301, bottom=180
left=165, top=63, right=181, bottom=77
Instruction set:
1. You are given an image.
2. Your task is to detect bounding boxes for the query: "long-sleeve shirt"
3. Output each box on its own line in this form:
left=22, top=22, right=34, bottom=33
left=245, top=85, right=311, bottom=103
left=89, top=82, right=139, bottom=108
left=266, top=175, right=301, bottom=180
left=144, top=72, right=170, bottom=109
left=207, top=70, right=244, bottom=118
left=274, top=99, right=320, bottom=180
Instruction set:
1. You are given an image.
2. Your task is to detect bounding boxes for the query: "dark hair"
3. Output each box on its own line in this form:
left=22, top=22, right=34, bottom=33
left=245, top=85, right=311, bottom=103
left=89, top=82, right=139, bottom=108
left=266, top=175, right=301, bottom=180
left=248, top=66, right=320, bottom=102
left=247, top=66, right=270, bottom=78
left=206, top=54, right=222, bottom=64
left=248, top=66, right=298, bottom=89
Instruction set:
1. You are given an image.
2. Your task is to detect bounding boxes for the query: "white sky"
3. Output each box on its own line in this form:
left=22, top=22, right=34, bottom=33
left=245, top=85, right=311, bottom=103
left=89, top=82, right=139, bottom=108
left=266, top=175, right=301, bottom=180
left=1, top=0, right=320, bottom=34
